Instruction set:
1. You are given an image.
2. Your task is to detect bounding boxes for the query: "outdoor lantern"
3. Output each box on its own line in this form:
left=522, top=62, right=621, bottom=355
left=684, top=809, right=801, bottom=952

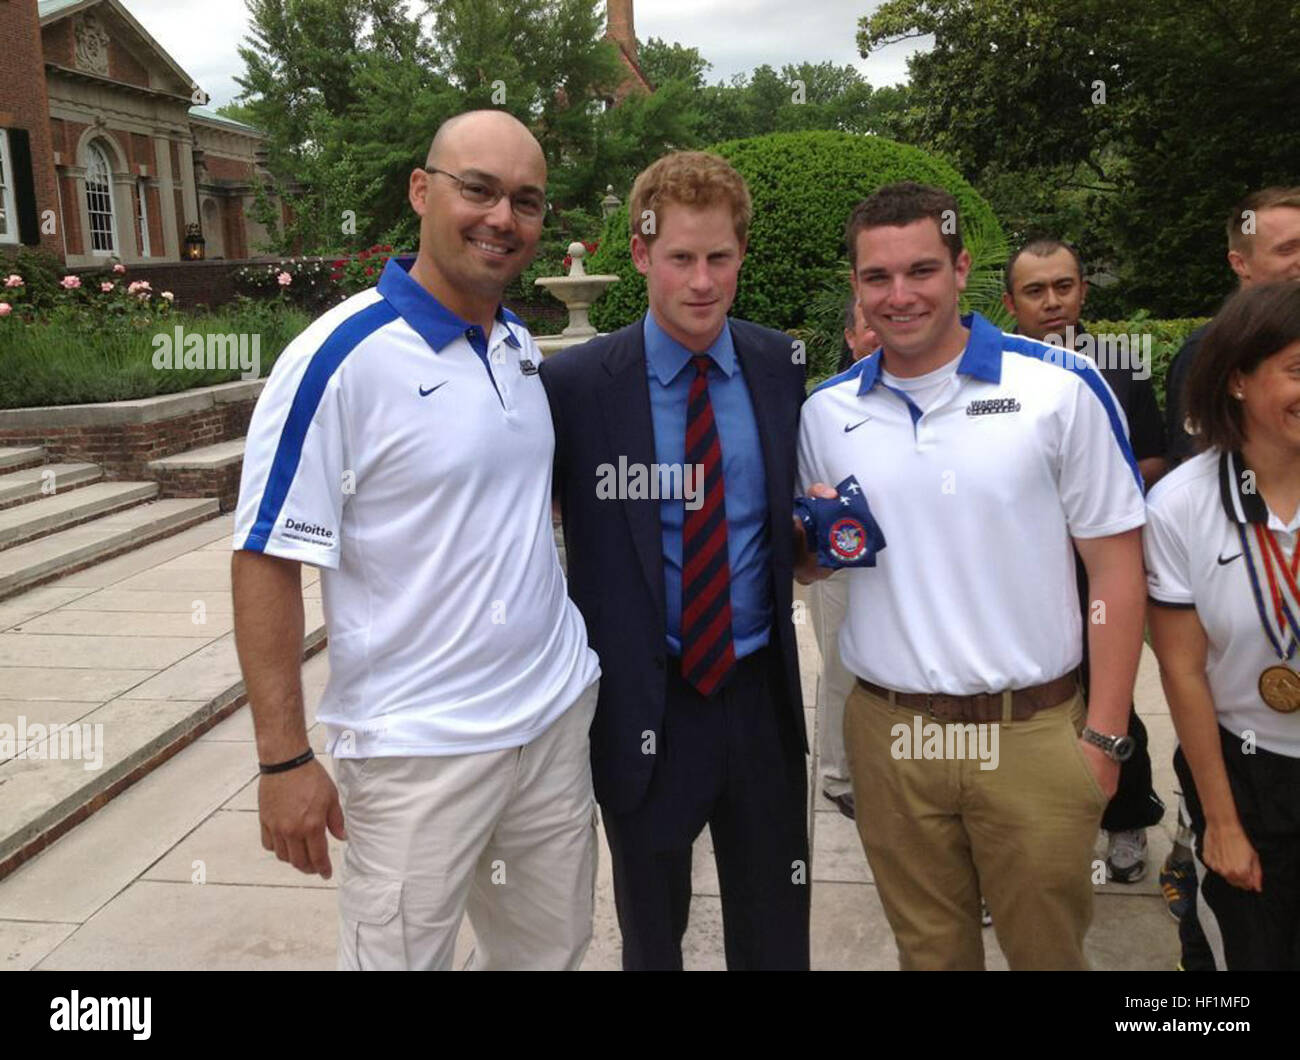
left=184, top=223, right=205, bottom=261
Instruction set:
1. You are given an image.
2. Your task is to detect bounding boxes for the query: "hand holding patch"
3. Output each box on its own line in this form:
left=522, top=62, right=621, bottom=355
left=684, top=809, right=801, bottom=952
left=793, top=475, right=886, bottom=570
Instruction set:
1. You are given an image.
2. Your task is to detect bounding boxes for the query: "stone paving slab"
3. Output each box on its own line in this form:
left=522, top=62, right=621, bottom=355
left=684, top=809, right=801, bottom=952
left=63, top=589, right=235, bottom=613
left=0, top=919, right=78, bottom=972
left=144, top=809, right=344, bottom=890
left=0, top=666, right=156, bottom=702
left=52, top=515, right=235, bottom=589
left=0, top=700, right=101, bottom=740
left=0, top=632, right=204, bottom=670
left=15, top=609, right=235, bottom=639
left=0, top=586, right=96, bottom=632
left=0, top=740, right=255, bottom=923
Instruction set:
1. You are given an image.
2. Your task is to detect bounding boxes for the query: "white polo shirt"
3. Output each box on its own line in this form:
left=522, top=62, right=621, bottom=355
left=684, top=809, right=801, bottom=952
left=1145, top=449, right=1300, bottom=757
left=797, top=312, right=1146, bottom=694
left=233, top=258, right=599, bottom=757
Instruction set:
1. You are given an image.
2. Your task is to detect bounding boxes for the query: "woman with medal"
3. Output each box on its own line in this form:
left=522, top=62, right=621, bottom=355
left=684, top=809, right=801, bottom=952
left=1145, top=281, right=1300, bottom=970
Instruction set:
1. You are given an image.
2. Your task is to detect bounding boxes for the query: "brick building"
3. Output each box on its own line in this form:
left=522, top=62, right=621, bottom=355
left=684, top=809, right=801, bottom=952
left=0, top=0, right=282, bottom=265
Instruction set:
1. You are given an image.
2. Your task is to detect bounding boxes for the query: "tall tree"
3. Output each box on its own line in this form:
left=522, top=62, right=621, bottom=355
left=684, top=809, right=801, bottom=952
left=858, top=0, right=1300, bottom=316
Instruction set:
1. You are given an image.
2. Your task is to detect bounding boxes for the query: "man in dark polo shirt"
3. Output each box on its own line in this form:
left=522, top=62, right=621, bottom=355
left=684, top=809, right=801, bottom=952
left=1003, top=238, right=1167, bottom=885
left=1164, top=186, right=1300, bottom=464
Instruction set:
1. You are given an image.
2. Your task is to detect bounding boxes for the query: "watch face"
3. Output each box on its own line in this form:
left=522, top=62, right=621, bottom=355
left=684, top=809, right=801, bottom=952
left=1112, top=735, right=1136, bottom=762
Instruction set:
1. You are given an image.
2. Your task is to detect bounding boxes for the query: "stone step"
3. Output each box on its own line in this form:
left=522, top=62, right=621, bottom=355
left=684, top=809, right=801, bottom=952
left=0, top=481, right=161, bottom=551
left=149, top=438, right=246, bottom=514
left=0, top=447, right=46, bottom=473
left=147, top=438, right=245, bottom=472
left=0, top=463, right=102, bottom=511
left=0, top=617, right=328, bottom=877
left=0, top=498, right=219, bottom=601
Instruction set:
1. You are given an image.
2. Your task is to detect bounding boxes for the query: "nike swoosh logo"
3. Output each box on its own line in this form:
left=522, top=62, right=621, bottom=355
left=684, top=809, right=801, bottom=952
left=844, top=418, right=871, bottom=433
left=1217, top=552, right=1242, bottom=566
left=418, top=382, right=448, bottom=397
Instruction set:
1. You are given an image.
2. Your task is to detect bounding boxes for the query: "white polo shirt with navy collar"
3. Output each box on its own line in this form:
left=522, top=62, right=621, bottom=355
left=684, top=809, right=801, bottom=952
left=1145, top=448, right=1300, bottom=757
left=797, top=312, right=1147, bottom=695
left=233, top=257, right=599, bottom=757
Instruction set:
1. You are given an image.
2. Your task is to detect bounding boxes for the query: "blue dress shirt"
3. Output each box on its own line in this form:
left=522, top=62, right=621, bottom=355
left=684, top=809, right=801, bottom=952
left=643, top=311, right=772, bottom=658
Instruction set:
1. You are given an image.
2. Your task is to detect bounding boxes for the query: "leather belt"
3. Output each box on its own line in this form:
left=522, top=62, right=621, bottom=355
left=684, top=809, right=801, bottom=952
left=855, top=671, right=1079, bottom=723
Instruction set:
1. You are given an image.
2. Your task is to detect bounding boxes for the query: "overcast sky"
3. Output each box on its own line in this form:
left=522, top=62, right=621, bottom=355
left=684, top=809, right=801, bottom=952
left=118, top=0, right=926, bottom=109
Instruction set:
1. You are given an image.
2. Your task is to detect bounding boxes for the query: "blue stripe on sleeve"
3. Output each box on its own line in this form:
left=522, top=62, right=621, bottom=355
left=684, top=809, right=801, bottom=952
left=241, top=301, right=399, bottom=551
left=1008, top=340, right=1143, bottom=491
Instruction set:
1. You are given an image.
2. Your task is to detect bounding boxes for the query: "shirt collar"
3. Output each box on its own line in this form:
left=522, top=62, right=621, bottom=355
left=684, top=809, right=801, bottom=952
left=377, top=257, right=522, bottom=353
left=1219, top=450, right=1279, bottom=526
left=856, top=311, right=1003, bottom=395
left=643, top=311, right=737, bottom=386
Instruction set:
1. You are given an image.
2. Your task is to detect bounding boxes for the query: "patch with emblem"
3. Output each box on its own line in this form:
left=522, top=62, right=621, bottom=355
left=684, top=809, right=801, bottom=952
left=829, top=517, right=869, bottom=562
left=519, top=358, right=539, bottom=376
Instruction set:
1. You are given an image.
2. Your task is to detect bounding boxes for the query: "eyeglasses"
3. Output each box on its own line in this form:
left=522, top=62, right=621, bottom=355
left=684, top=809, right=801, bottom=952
left=424, top=167, right=547, bottom=222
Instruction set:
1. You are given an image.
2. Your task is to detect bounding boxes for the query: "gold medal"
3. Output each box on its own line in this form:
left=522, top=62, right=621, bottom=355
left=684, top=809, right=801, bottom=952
left=1258, top=665, right=1300, bottom=713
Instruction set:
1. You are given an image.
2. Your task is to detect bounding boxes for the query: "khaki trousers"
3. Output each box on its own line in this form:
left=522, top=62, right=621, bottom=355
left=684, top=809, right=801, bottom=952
left=334, top=681, right=599, bottom=971
left=844, top=682, right=1107, bottom=970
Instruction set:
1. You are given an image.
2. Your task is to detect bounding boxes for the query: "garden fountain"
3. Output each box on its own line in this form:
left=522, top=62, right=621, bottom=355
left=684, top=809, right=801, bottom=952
left=533, top=242, right=619, bottom=356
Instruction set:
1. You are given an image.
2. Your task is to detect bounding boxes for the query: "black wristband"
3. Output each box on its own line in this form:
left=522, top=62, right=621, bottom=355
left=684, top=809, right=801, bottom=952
left=259, top=748, right=315, bottom=775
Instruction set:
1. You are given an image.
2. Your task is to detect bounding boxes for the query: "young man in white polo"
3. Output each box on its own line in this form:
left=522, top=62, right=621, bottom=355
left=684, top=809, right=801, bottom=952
left=231, top=110, right=599, bottom=971
left=797, top=182, right=1147, bottom=970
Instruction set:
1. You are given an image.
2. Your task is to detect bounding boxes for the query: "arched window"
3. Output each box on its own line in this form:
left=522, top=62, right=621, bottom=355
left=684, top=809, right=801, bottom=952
left=85, top=142, right=117, bottom=255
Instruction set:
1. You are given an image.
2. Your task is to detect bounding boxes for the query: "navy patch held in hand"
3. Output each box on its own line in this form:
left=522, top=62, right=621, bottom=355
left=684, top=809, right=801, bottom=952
left=793, top=475, right=886, bottom=570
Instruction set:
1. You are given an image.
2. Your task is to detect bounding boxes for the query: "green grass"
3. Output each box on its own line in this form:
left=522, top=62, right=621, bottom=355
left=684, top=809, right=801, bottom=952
left=0, top=301, right=312, bottom=409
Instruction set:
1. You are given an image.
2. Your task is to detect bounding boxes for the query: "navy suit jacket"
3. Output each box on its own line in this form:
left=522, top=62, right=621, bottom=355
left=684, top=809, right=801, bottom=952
left=541, top=316, right=808, bottom=815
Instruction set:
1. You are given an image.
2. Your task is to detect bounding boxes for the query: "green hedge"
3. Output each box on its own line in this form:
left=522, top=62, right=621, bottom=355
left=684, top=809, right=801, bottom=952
left=1088, top=316, right=1208, bottom=409
left=588, top=130, right=1004, bottom=334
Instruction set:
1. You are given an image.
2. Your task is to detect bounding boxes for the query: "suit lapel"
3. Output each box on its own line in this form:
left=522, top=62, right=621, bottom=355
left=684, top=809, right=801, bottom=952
left=600, top=321, right=667, bottom=624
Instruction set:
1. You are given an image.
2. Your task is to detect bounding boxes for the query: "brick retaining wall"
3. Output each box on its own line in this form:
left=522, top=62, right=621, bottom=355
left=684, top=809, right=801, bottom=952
left=0, top=381, right=261, bottom=482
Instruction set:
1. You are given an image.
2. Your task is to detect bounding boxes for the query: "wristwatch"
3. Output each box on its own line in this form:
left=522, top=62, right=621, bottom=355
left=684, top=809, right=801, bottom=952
left=1081, top=726, right=1135, bottom=763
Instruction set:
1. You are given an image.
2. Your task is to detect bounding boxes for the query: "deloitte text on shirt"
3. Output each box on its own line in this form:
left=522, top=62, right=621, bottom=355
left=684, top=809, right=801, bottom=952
left=233, top=259, right=599, bottom=757
left=797, top=313, right=1146, bottom=694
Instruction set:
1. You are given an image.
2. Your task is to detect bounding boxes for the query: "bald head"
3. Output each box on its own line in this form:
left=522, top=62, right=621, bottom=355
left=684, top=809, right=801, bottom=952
left=426, top=110, right=546, bottom=177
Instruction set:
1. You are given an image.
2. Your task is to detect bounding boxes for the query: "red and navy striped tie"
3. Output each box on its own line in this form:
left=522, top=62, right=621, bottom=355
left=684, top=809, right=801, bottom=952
left=681, top=354, right=736, bottom=696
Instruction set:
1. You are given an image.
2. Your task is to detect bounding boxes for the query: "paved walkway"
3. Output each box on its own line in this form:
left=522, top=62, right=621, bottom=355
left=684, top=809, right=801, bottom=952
left=0, top=520, right=1181, bottom=970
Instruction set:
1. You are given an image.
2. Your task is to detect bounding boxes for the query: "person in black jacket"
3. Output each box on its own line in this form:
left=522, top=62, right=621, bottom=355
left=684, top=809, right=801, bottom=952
left=1003, top=238, right=1168, bottom=886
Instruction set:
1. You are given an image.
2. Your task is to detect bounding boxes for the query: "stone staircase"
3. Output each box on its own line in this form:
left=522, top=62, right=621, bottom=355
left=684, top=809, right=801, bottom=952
left=0, top=447, right=217, bottom=602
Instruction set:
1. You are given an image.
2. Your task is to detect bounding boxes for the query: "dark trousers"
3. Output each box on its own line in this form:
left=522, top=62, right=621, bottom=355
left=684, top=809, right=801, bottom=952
left=1078, top=560, right=1165, bottom=833
left=1175, top=729, right=1300, bottom=970
left=1101, top=710, right=1166, bottom=832
left=602, top=646, right=810, bottom=970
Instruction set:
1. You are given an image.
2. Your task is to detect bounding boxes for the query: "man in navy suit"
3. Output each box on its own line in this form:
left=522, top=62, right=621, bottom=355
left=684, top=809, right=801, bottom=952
left=540, top=151, right=812, bottom=970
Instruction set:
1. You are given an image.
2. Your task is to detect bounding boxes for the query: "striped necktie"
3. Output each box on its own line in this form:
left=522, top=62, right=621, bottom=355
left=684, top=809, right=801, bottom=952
left=681, top=354, right=736, bottom=696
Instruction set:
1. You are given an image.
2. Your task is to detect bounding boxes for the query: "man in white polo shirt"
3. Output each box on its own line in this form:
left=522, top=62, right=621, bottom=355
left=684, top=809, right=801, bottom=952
left=798, top=182, right=1148, bottom=969
left=231, top=110, right=599, bottom=971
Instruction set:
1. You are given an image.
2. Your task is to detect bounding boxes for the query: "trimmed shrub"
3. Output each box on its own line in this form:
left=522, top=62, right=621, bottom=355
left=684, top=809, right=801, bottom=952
left=588, top=130, right=1004, bottom=334
left=1089, top=315, right=1209, bottom=409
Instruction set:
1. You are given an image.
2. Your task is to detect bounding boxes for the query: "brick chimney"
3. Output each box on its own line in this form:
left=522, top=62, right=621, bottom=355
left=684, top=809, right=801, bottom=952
left=605, top=0, right=637, bottom=64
